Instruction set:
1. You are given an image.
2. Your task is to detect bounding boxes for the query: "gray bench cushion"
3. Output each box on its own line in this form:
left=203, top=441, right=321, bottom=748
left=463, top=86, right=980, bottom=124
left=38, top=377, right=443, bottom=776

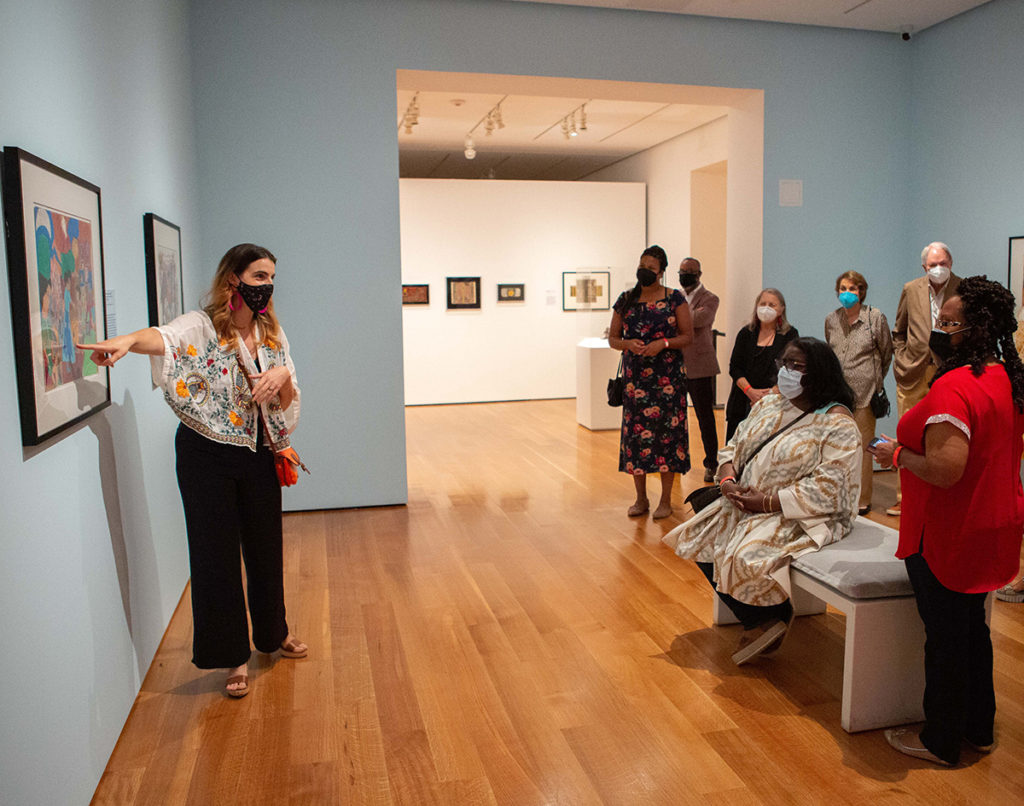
left=792, top=517, right=914, bottom=599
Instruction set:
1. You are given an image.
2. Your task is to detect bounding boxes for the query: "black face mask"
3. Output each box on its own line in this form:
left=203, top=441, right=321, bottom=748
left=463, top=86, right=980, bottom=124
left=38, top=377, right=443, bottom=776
left=929, top=327, right=969, bottom=361
left=679, top=273, right=699, bottom=290
left=236, top=279, right=274, bottom=314
left=636, top=267, right=658, bottom=287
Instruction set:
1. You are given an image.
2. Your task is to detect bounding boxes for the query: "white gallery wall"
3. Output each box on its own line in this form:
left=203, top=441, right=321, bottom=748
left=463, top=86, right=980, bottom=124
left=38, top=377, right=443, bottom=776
left=587, top=116, right=735, bottom=402
left=399, top=179, right=646, bottom=405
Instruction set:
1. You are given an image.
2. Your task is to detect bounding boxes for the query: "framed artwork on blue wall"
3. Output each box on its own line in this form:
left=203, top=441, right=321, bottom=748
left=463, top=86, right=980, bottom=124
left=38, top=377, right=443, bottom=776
left=1, top=146, right=110, bottom=446
left=1008, top=236, right=1024, bottom=315
left=144, top=213, right=184, bottom=327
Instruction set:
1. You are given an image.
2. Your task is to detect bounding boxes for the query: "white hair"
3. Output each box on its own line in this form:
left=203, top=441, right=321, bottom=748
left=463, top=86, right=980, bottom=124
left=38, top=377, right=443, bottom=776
left=921, top=241, right=952, bottom=264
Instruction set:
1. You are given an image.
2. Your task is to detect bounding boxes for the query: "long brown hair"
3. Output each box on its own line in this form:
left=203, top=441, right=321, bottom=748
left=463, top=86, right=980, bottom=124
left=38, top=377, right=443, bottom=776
left=203, top=243, right=281, bottom=349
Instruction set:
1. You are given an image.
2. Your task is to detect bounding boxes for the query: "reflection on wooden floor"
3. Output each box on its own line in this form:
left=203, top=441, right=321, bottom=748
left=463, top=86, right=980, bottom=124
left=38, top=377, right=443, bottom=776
left=94, top=399, right=1024, bottom=804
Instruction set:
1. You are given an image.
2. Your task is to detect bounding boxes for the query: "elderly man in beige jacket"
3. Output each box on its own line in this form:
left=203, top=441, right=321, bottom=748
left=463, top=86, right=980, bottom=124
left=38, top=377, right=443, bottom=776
left=888, top=241, right=961, bottom=516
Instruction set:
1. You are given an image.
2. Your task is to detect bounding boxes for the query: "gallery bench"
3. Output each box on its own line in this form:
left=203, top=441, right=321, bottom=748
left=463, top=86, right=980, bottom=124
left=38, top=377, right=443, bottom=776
left=712, top=517, right=991, bottom=733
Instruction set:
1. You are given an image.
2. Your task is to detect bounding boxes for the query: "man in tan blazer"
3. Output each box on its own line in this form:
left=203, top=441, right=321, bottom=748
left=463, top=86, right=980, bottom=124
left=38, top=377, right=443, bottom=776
left=888, top=241, right=960, bottom=515
left=679, top=257, right=721, bottom=483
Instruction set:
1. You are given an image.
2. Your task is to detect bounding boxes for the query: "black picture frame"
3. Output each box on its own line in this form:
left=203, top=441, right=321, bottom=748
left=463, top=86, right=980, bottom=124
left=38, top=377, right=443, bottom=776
left=402, top=283, right=430, bottom=305
left=446, top=276, right=481, bottom=309
left=1008, top=236, right=1024, bottom=315
left=497, top=283, right=525, bottom=302
left=143, top=212, right=184, bottom=327
left=1, top=146, right=110, bottom=446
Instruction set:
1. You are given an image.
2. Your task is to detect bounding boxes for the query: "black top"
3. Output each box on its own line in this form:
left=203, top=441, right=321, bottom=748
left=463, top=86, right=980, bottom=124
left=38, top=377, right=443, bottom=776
left=725, top=324, right=800, bottom=439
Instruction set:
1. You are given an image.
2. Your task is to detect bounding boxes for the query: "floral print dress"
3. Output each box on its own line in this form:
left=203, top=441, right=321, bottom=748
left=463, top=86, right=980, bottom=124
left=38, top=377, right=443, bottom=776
left=615, top=289, right=690, bottom=475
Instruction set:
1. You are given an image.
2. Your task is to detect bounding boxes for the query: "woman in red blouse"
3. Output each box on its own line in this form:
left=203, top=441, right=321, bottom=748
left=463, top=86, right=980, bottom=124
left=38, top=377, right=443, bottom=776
left=872, top=276, right=1024, bottom=766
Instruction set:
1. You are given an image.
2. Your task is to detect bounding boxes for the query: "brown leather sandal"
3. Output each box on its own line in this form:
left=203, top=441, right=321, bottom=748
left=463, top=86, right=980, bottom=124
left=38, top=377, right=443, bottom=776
left=225, top=675, right=249, bottom=698
left=279, top=637, right=308, bottom=658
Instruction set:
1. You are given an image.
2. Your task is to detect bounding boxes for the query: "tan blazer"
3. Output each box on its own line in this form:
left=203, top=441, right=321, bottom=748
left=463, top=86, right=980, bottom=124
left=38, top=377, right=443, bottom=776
left=892, top=272, right=960, bottom=390
left=681, top=284, right=721, bottom=379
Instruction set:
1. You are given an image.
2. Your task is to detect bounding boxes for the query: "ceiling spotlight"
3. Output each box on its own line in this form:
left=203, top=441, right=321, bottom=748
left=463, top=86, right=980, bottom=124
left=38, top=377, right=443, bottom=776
left=561, top=118, right=571, bottom=140
left=485, top=112, right=494, bottom=136
left=495, top=104, right=505, bottom=129
left=464, top=136, right=476, bottom=160
left=579, top=104, right=587, bottom=131
left=569, top=114, right=578, bottom=137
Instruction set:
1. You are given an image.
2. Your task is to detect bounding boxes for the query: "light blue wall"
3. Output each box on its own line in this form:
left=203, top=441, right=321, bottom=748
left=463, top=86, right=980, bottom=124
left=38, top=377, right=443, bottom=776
left=187, top=0, right=913, bottom=511
left=2, top=0, right=1018, bottom=803
left=0, top=0, right=199, bottom=803
left=908, top=0, right=1024, bottom=282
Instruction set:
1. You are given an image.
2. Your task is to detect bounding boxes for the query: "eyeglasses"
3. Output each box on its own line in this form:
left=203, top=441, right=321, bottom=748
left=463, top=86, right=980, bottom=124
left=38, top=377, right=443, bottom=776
left=935, top=319, right=967, bottom=329
left=775, top=358, right=807, bottom=372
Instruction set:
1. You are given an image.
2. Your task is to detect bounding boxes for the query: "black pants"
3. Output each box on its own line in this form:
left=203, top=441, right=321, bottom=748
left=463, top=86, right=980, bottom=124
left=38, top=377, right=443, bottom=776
left=904, top=552, right=995, bottom=764
left=175, top=424, right=289, bottom=668
left=696, top=561, right=792, bottom=630
left=687, top=376, right=719, bottom=471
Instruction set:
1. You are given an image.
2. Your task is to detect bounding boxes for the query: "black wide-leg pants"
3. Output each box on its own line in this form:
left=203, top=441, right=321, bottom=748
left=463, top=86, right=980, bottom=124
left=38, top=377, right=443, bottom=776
left=904, top=552, right=995, bottom=764
left=175, top=423, right=289, bottom=669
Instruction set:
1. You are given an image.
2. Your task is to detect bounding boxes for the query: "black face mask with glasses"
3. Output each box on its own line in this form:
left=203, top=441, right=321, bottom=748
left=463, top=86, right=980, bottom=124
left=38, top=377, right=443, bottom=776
left=929, top=317, right=971, bottom=361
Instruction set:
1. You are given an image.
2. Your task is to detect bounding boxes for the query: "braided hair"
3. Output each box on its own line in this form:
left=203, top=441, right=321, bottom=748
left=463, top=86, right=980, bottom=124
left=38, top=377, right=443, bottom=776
left=932, top=275, right=1024, bottom=413
left=621, top=245, right=668, bottom=312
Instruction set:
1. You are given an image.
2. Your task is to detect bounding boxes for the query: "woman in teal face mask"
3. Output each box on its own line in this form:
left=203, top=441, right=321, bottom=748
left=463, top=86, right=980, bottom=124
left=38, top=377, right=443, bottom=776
left=824, top=271, right=893, bottom=515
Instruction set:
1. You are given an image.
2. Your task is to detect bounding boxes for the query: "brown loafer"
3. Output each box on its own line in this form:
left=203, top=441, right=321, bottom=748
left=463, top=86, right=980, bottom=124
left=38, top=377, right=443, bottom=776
left=627, top=499, right=649, bottom=517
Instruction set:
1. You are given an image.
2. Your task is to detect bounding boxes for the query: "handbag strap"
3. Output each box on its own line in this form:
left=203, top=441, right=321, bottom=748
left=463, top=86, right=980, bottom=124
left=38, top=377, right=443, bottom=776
left=736, top=407, right=813, bottom=479
left=866, top=306, right=885, bottom=394
left=233, top=349, right=285, bottom=453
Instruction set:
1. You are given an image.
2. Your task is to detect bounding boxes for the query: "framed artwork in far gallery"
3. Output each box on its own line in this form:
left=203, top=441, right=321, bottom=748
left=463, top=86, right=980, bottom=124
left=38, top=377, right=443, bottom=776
left=562, top=270, right=610, bottom=311
left=446, top=276, right=481, bottom=309
left=1008, top=236, right=1024, bottom=315
left=402, top=284, right=430, bottom=305
left=144, top=213, right=184, bottom=327
left=497, top=283, right=525, bottom=302
left=1, top=146, right=110, bottom=446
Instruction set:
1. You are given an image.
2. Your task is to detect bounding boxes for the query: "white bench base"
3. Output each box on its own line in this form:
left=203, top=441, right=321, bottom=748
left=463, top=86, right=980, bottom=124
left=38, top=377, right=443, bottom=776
left=712, top=569, right=993, bottom=732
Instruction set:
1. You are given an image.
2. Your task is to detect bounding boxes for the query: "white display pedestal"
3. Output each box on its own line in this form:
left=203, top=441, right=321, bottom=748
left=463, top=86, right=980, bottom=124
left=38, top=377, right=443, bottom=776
left=576, top=338, right=622, bottom=431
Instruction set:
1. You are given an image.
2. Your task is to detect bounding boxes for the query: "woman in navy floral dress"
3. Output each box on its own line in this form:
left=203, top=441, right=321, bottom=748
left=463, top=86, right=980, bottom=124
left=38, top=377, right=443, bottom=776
left=609, top=245, right=694, bottom=519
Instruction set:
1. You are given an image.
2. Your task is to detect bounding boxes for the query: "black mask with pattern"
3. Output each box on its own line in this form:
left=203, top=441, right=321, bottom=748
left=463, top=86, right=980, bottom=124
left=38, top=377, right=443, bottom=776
left=236, top=279, right=274, bottom=314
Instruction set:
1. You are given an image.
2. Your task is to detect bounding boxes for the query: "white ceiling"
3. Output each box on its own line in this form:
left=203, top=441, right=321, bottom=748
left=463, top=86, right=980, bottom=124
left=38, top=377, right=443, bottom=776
left=397, top=1, right=991, bottom=181
left=502, top=0, right=991, bottom=34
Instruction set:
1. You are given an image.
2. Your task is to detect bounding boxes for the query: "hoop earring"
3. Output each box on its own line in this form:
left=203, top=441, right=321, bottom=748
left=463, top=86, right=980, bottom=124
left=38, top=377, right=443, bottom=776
left=228, top=290, right=239, bottom=311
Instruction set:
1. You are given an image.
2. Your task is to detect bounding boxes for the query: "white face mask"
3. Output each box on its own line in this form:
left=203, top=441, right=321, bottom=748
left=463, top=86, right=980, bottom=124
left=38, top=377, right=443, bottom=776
left=757, top=305, right=779, bottom=323
left=927, top=264, right=951, bottom=284
left=776, top=366, right=805, bottom=400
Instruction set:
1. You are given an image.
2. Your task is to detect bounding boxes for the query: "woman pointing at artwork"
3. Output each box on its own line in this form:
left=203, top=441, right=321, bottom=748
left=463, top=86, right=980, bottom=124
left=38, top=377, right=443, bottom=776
left=78, top=243, right=306, bottom=698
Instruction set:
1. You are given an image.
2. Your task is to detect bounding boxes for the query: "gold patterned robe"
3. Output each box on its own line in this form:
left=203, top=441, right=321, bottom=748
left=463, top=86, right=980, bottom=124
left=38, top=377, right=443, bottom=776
left=664, top=394, right=861, bottom=606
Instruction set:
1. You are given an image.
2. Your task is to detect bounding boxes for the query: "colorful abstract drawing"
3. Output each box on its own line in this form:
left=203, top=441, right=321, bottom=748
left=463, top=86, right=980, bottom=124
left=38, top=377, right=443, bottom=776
left=34, top=205, right=97, bottom=390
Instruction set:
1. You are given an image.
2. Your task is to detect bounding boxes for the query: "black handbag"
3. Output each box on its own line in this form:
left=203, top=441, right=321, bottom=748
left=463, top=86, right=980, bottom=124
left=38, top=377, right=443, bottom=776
left=870, top=387, right=890, bottom=418
left=684, top=408, right=813, bottom=513
left=607, top=356, right=624, bottom=407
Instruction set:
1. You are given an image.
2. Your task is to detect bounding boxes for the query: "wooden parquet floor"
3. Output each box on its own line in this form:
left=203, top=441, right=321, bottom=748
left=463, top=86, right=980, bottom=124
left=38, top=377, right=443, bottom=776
left=93, top=399, right=1024, bottom=805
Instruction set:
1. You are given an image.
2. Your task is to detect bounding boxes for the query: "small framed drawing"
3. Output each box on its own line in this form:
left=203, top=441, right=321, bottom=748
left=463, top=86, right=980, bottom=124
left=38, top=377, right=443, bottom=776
left=446, top=276, right=481, bottom=309
left=1, top=147, right=110, bottom=445
left=402, top=284, right=430, bottom=305
left=497, top=283, right=524, bottom=302
left=562, top=270, right=610, bottom=311
left=144, top=213, right=184, bottom=326
left=1008, top=236, right=1024, bottom=315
